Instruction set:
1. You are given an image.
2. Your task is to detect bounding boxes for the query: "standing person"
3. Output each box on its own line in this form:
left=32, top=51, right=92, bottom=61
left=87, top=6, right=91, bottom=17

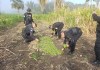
left=49, top=22, right=64, bottom=39
left=24, top=8, right=35, bottom=26
left=92, top=13, right=100, bottom=65
left=61, top=27, right=82, bottom=54
left=22, top=24, right=35, bottom=42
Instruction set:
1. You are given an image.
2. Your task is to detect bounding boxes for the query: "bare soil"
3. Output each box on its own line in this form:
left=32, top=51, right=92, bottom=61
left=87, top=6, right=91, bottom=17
left=0, top=22, right=100, bottom=70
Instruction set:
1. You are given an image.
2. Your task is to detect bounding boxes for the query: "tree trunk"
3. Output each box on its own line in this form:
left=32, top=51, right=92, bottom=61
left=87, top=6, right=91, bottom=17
left=54, top=0, right=63, bottom=11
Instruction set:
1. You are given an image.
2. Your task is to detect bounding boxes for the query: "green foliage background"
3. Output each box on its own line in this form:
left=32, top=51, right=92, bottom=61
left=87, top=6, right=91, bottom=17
left=0, top=14, right=22, bottom=29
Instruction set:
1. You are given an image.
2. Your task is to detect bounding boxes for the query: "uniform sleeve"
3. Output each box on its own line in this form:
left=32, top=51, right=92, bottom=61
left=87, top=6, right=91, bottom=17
left=30, top=13, right=34, bottom=22
left=24, top=13, right=26, bottom=20
left=96, top=16, right=100, bottom=23
left=63, top=31, right=69, bottom=44
left=64, top=38, right=67, bottom=44
left=23, top=13, right=26, bottom=24
left=52, top=24, right=55, bottom=31
left=63, top=37, right=69, bottom=44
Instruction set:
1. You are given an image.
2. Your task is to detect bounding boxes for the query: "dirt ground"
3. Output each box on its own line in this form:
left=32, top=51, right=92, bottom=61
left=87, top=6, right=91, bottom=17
left=0, top=22, right=100, bottom=70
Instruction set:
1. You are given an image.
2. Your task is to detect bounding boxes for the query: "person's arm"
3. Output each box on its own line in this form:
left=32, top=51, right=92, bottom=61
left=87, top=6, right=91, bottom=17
left=24, top=13, right=26, bottom=24
left=30, top=13, right=34, bottom=22
left=62, top=37, right=69, bottom=50
left=63, top=37, right=67, bottom=44
left=31, top=13, right=37, bottom=27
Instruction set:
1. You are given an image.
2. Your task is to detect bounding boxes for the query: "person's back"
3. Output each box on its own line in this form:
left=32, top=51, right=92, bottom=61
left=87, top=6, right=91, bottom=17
left=52, top=22, right=64, bottom=31
left=24, top=8, right=33, bottom=26
left=61, top=27, right=82, bottom=54
left=22, top=24, right=35, bottom=42
left=65, top=27, right=82, bottom=41
left=25, top=12, right=33, bottom=25
left=52, top=22, right=64, bottom=39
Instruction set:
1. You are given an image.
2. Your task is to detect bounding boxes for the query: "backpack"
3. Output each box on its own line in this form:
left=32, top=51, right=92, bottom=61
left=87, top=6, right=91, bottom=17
left=25, top=13, right=32, bottom=22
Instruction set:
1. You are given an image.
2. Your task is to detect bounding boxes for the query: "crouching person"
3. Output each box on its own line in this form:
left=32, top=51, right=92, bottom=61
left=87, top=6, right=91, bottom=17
left=49, top=22, right=64, bottom=39
left=92, top=13, right=100, bottom=65
left=61, top=27, right=82, bottom=54
left=22, top=24, right=35, bottom=42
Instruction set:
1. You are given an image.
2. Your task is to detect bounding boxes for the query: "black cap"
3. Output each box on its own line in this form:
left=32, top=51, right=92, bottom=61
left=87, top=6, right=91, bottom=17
left=27, top=8, right=31, bottom=12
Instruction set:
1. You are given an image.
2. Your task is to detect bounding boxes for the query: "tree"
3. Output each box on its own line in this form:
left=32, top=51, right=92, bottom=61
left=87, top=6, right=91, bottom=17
left=33, top=4, right=41, bottom=14
left=26, top=1, right=34, bottom=13
left=94, top=0, right=100, bottom=7
left=54, top=0, right=64, bottom=11
left=38, top=0, right=47, bottom=13
left=44, top=2, right=54, bottom=13
left=85, top=0, right=90, bottom=6
left=11, top=0, right=24, bottom=13
left=86, top=0, right=90, bottom=2
left=85, top=0, right=94, bottom=7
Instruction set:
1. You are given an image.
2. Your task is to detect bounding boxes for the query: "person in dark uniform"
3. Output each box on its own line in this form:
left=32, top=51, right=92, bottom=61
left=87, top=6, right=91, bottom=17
left=61, top=27, right=82, bottom=54
left=92, top=13, right=100, bottom=65
left=49, top=22, right=64, bottom=39
left=24, top=8, right=34, bottom=26
left=22, top=24, right=35, bottom=42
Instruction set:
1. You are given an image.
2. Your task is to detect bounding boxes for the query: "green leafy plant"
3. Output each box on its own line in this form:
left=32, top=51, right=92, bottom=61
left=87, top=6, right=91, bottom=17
left=0, top=14, right=22, bottom=29
left=38, top=36, right=61, bottom=56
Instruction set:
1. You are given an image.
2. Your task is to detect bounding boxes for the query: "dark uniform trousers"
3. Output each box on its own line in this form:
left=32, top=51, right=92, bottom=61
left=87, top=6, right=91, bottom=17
left=95, top=32, right=100, bottom=61
left=92, top=13, right=100, bottom=62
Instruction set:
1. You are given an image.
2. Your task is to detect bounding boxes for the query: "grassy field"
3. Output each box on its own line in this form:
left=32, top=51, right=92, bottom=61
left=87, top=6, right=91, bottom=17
left=33, top=7, right=100, bottom=35
left=0, top=8, right=100, bottom=70
left=0, top=14, right=22, bottom=29
left=0, top=7, right=100, bottom=59
left=31, top=36, right=62, bottom=60
left=38, top=36, right=61, bottom=56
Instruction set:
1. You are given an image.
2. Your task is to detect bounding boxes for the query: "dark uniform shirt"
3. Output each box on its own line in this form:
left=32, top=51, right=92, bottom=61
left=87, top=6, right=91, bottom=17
left=52, top=22, right=64, bottom=31
left=24, top=12, right=33, bottom=25
left=63, top=27, right=82, bottom=44
left=22, top=24, right=35, bottom=42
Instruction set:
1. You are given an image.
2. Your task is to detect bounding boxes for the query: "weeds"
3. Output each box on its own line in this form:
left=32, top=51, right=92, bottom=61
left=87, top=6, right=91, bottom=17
left=0, top=14, right=22, bottom=29
left=33, top=7, right=100, bottom=35
left=38, top=36, right=61, bottom=56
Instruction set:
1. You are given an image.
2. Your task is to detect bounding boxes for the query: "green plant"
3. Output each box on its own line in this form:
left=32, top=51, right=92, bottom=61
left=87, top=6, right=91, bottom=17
left=31, top=50, right=42, bottom=61
left=38, top=36, right=61, bottom=56
left=0, top=14, right=22, bottom=29
left=33, top=7, right=100, bottom=35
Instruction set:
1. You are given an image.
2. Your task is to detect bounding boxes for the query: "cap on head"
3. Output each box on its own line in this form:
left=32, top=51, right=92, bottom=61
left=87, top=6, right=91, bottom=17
left=27, top=8, right=31, bottom=12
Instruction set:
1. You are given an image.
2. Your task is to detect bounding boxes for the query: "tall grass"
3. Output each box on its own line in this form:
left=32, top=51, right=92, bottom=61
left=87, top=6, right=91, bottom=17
left=0, top=14, right=22, bottom=29
left=33, top=7, right=100, bottom=35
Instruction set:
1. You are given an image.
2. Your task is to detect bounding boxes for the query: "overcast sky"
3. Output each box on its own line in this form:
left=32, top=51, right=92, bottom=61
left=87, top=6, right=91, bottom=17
left=0, top=0, right=91, bottom=13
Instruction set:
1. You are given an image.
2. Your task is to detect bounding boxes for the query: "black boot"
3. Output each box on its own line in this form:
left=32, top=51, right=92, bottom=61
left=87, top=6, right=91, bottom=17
left=67, top=51, right=74, bottom=55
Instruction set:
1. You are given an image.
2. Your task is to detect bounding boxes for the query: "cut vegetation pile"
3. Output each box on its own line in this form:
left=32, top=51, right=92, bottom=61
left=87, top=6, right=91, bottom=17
left=38, top=36, right=61, bottom=56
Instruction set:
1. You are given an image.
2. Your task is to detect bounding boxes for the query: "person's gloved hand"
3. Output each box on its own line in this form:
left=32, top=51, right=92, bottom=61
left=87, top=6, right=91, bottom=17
left=62, top=44, right=69, bottom=51
left=63, top=44, right=67, bottom=48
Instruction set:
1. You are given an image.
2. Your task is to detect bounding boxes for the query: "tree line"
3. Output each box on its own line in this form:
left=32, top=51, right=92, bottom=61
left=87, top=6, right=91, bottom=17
left=10, top=0, right=100, bottom=14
